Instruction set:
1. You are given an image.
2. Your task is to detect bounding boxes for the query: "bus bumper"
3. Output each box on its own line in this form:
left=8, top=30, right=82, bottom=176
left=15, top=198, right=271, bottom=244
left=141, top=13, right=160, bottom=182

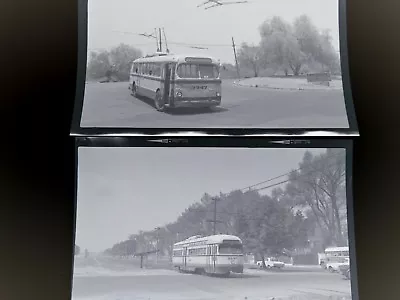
left=170, top=96, right=221, bottom=108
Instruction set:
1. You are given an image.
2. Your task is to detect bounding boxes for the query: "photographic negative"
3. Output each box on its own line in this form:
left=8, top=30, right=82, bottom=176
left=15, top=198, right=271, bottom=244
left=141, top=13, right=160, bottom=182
left=72, top=0, right=358, bottom=134
left=72, top=141, right=357, bottom=300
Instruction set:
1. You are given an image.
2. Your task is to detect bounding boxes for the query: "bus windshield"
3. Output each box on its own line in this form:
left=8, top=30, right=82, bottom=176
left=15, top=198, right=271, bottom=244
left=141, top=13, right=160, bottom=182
left=177, top=63, right=219, bottom=79
left=219, top=243, right=243, bottom=255
left=269, top=257, right=278, bottom=261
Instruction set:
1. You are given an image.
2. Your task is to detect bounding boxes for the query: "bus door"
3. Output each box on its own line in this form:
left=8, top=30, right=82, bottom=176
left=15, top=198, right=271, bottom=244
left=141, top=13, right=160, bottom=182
left=164, top=64, right=173, bottom=103
left=206, top=245, right=211, bottom=272
left=183, top=247, right=187, bottom=270
left=212, top=244, right=217, bottom=272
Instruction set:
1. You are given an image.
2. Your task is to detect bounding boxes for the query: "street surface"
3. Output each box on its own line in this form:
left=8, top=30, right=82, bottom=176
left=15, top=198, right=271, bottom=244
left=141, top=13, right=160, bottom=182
left=72, top=255, right=352, bottom=300
left=80, top=80, right=349, bottom=129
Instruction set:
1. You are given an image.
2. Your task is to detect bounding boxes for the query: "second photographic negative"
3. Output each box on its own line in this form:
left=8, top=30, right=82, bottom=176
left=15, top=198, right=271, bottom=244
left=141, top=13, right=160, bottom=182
left=73, top=146, right=355, bottom=300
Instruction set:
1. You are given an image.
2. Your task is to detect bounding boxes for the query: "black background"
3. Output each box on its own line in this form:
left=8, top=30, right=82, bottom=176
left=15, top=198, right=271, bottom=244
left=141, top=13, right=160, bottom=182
left=1, top=0, right=400, bottom=299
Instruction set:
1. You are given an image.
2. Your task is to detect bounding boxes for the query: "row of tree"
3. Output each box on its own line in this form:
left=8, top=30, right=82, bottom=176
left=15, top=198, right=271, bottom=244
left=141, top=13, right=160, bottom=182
left=86, top=44, right=143, bottom=81
left=86, top=15, right=339, bottom=81
left=104, top=149, right=348, bottom=262
left=74, top=244, right=80, bottom=256
left=237, top=15, right=340, bottom=77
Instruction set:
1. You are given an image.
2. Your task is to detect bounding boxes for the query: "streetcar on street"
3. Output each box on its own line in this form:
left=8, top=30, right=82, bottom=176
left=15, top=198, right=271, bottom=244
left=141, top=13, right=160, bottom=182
left=129, top=53, right=222, bottom=112
left=319, top=246, right=349, bottom=272
left=172, top=234, right=244, bottom=276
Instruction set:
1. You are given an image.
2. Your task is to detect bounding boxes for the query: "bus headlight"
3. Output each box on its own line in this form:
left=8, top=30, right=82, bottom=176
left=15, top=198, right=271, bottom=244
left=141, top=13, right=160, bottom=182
left=216, top=92, right=221, bottom=97
left=176, top=91, right=183, bottom=97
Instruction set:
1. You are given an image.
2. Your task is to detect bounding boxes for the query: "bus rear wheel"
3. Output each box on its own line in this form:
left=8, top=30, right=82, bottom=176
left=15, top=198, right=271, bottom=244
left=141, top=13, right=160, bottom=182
left=154, top=90, right=166, bottom=112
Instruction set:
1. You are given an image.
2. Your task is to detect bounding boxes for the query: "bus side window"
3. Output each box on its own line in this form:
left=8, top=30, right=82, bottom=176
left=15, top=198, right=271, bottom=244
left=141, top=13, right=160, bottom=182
left=155, top=64, right=160, bottom=77
left=153, top=63, right=157, bottom=76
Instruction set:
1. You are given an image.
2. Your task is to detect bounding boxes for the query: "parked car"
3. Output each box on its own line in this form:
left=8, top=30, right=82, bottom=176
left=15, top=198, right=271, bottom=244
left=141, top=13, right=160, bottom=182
left=256, top=257, right=285, bottom=269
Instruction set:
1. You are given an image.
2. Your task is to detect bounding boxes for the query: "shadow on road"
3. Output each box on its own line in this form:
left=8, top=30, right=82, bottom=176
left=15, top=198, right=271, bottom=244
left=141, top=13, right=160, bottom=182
left=247, top=267, right=324, bottom=274
left=205, top=273, right=261, bottom=279
left=166, top=106, right=228, bottom=116
left=133, top=95, right=229, bottom=115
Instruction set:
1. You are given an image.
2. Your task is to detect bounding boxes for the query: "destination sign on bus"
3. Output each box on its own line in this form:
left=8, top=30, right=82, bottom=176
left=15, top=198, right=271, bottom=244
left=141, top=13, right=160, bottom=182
left=185, top=57, right=213, bottom=64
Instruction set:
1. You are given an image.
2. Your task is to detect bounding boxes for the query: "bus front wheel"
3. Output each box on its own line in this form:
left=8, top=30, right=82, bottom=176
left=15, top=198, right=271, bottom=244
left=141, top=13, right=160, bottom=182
left=154, top=90, right=166, bottom=112
left=131, top=84, right=137, bottom=97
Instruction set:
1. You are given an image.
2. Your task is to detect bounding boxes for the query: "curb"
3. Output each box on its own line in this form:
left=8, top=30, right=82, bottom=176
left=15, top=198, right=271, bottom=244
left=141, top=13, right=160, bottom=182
left=233, top=80, right=341, bottom=91
left=233, top=80, right=306, bottom=91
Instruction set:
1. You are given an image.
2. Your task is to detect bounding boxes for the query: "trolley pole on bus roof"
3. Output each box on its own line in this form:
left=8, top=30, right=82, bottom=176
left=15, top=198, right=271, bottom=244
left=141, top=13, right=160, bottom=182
left=155, top=28, right=160, bottom=52
left=232, top=37, right=241, bottom=79
left=159, top=28, right=163, bottom=52
left=162, top=28, right=170, bottom=53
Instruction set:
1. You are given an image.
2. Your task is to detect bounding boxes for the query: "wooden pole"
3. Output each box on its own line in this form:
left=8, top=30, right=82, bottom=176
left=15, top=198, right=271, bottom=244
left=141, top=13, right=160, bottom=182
left=232, top=37, right=241, bottom=79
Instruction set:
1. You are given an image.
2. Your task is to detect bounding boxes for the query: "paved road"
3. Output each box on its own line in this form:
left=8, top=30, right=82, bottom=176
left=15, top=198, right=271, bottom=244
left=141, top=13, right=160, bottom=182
left=72, top=256, right=352, bottom=300
left=80, top=80, right=349, bottom=129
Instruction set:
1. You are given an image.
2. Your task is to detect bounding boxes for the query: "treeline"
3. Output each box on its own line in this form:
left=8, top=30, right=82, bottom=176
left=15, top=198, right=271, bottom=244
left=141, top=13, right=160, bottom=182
left=74, top=245, right=80, bottom=256
left=86, top=15, right=338, bottom=82
left=86, top=44, right=143, bottom=81
left=237, top=15, right=341, bottom=77
left=105, top=149, right=348, bottom=261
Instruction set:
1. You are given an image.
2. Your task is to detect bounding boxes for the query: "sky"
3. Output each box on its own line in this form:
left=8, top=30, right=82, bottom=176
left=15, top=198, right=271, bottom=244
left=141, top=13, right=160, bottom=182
left=87, top=0, right=341, bottom=64
left=75, top=147, right=331, bottom=252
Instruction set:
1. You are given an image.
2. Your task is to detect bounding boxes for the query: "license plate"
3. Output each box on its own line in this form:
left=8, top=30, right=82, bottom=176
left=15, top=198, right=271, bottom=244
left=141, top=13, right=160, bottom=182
left=193, top=86, right=207, bottom=90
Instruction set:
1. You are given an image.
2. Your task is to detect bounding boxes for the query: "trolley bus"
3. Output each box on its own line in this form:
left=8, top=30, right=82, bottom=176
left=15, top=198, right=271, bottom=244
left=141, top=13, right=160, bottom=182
left=319, top=246, right=349, bottom=270
left=172, top=234, right=244, bottom=276
left=128, top=53, right=222, bottom=112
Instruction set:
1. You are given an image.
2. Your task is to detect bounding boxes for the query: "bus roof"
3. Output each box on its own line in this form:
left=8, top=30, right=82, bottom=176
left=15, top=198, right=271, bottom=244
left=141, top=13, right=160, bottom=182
left=174, top=234, right=241, bottom=247
left=325, top=246, right=349, bottom=252
left=133, top=54, right=220, bottom=65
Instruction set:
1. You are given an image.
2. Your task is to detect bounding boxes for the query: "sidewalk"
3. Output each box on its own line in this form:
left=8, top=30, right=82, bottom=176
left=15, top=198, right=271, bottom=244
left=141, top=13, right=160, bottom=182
left=234, top=77, right=343, bottom=91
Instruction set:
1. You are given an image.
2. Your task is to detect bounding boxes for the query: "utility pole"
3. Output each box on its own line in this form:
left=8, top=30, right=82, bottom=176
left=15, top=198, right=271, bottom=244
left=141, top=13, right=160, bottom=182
left=155, top=227, right=161, bottom=264
left=213, top=197, right=218, bottom=234
left=206, top=197, right=223, bottom=235
left=232, top=37, right=241, bottom=79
